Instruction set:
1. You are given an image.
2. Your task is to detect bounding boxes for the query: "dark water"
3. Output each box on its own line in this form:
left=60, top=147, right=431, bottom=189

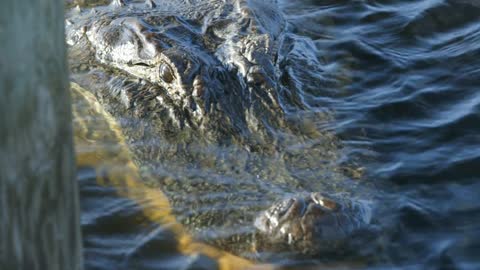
left=73, top=0, right=480, bottom=269
left=280, top=0, right=480, bottom=268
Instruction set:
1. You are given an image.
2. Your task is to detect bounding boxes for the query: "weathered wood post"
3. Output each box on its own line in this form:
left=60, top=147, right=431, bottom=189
left=0, top=0, right=83, bottom=269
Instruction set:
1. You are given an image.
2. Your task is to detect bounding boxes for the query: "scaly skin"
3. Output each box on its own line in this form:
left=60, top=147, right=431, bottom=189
left=254, top=192, right=373, bottom=257
left=66, top=0, right=288, bottom=147
left=67, top=0, right=351, bottom=259
left=71, top=82, right=260, bottom=270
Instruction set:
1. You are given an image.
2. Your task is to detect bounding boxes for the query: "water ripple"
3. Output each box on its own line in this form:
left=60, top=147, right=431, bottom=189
left=72, top=0, right=480, bottom=268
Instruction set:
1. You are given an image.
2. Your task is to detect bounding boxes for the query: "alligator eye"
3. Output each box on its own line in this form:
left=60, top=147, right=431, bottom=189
left=159, top=63, right=174, bottom=83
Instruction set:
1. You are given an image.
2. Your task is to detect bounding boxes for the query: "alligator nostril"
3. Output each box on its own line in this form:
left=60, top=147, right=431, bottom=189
left=311, top=193, right=338, bottom=211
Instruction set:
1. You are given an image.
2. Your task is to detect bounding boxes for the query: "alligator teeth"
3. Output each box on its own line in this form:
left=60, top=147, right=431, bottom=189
left=310, top=193, right=338, bottom=211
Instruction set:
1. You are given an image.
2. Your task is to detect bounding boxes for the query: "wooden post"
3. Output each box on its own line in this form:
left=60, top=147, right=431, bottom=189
left=0, top=0, right=83, bottom=269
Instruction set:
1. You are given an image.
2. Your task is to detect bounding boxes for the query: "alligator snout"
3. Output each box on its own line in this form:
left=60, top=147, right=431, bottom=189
left=255, top=193, right=339, bottom=241
left=254, top=192, right=372, bottom=255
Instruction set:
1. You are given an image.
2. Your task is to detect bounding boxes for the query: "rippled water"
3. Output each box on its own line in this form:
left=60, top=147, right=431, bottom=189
left=71, top=0, right=480, bottom=269
left=281, top=0, right=480, bottom=268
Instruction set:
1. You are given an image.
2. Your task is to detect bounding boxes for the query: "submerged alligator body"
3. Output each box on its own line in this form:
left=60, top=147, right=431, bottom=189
left=66, top=0, right=367, bottom=262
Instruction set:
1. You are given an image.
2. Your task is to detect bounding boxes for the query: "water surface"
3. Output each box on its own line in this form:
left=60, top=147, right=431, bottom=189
left=71, top=0, right=480, bottom=269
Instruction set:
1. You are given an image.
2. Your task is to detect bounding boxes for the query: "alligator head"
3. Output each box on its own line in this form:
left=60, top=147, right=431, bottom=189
left=66, top=0, right=288, bottom=145
left=66, top=1, right=357, bottom=259
left=254, top=192, right=373, bottom=255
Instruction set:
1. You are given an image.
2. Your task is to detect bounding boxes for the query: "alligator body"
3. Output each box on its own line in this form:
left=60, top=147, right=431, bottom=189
left=66, top=0, right=359, bottom=261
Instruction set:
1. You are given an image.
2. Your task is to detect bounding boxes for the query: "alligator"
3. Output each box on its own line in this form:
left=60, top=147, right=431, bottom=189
left=66, top=0, right=365, bottom=262
left=254, top=192, right=375, bottom=259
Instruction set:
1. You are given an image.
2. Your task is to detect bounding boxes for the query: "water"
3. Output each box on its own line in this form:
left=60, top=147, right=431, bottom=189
left=280, top=0, right=480, bottom=268
left=71, top=0, right=480, bottom=269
